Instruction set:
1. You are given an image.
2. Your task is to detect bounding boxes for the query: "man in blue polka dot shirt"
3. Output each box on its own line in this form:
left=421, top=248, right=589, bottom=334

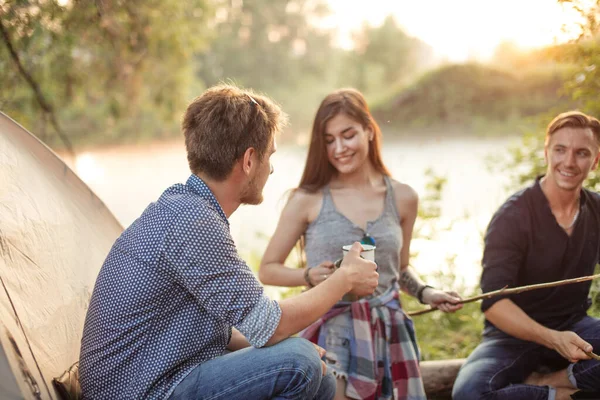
left=79, top=84, right=380, bottom=400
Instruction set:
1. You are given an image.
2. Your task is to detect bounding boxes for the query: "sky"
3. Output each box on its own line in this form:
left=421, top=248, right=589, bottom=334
left=323, top=0, right=584, bottom=62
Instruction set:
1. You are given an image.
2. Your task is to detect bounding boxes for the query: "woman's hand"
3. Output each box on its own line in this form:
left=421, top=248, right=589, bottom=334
left=422, top=288, right=463, bottom=313
left=307, top=261, right=335, bottom=286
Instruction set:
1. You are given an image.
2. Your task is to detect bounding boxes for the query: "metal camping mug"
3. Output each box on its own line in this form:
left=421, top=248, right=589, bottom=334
left=342, top=244, right=376, bottom=261
left=334, top=244, right=376, bottom=302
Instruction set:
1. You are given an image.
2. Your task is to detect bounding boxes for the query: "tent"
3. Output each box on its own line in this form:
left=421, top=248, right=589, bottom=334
left=0, top=112, right=122, bottom=399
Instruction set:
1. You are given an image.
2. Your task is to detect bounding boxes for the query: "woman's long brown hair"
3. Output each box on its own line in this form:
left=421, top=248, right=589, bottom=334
left=298, top=88, right=390, bottom=193
left=294, top=89, right=391, bottom=269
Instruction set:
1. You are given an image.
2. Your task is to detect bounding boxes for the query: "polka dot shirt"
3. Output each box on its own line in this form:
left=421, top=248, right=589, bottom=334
left=79, top=174, right=282, bottom=399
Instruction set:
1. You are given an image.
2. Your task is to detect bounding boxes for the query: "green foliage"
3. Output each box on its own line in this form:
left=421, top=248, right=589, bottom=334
left=410, top=171, right=484, bottom=360
left=196, top=0, right=332, bottom=89
left=407, top=294, right=483, bottom=361
left=1, top=0, right=439, bottom=149
left=557, top=0, right=600, bottom=118
left=405, top=253, right=484, bottom=361
left=565, top=38, right=600, bottom=118
left=193, top=3, right=435, bottom=138
left=372, top=63, right=576, bottom=136
left=418, top=169, right=446, bottom=220
left=337, top=16, right=433, bottom=95
left=361, top=16, right=433, bottom=85
left=1, top=0, right=212, bottom=147
left=194, top=0, right=339, bottom=134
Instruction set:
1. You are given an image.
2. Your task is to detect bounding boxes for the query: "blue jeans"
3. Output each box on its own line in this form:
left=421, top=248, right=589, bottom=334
left=169, top=337, right=336, bottom=400
left=452, top=316, right=600, bottom=400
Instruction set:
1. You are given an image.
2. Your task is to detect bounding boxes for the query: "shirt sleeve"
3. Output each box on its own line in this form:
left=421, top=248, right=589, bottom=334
left=236, top=294, right=281, bottom=347
left=162, top=206, right=281, bottom=346
left=480, top=201, right=527, bottom=312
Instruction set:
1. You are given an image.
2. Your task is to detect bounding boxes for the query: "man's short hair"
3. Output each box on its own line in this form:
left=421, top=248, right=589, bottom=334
left=182, top=84, right=287, bottom=180
left=546, top=111, right=600, bottom=145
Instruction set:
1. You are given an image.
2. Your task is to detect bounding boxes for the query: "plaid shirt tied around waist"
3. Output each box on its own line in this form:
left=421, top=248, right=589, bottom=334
left=301, top=284, right=426, bottom=400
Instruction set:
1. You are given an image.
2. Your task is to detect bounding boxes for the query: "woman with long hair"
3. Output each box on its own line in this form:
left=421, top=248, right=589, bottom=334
left=259, top=88, right=462, bottom=400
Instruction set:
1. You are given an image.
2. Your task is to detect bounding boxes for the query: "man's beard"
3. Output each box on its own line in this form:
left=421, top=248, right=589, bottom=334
left=240, top=175, right=263, bottom=205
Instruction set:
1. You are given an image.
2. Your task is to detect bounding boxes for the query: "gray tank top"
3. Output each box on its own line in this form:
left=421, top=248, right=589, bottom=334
left=304, top=176, right=402, bottom=296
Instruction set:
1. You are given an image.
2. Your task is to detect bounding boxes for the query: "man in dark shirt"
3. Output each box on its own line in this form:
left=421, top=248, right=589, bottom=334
left=79, top=85, right=380, bottom=400
left=453, top=111, right=600, bottom=400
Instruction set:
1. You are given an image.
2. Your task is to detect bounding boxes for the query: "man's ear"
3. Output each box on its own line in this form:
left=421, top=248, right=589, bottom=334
left=241, top=147, right=256, bottom=176
left=593, top=151, right=600, bottom=170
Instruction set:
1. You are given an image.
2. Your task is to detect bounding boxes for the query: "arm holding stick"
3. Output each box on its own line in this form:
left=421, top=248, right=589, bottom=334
left=408, top=273, right=600, bottom=317
left=409, top=273, right=600, bottom=363
left=485, top=299, right=594, bottom=363
left=394, top=183, right=462, bottom=313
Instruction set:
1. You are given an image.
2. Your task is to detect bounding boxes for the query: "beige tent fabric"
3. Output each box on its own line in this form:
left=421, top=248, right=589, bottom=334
left=0, top=112, right=122, bottom=399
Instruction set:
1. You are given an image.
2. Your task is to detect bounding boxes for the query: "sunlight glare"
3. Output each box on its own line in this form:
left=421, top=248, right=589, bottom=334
left=75, top=153, right=105, bottom=185
left=324, top=0, right=581, bottom=61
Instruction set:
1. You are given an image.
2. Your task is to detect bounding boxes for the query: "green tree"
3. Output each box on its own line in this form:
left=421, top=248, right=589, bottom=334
left=338, top=15, right=433, bottom=96
left=557, top=0, right=600, bottom=117
left=362, top=16, right=433, bottom=86
left=0, top=0, right=213, bottom=149
left=195, top=0, right=337, bottom=134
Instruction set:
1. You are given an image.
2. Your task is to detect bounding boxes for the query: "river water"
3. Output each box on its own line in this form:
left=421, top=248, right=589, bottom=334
left=67, top=135, right=519, bottom=290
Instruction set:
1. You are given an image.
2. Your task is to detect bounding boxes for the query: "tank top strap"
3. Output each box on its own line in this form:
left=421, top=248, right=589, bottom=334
left=319, top=184, right=336, bottom=214
left=383, top=176, right=401, bottom=222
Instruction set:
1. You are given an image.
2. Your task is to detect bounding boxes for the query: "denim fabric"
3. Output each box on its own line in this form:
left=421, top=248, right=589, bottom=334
left=323, top=311, right=353, bottom=379
left=452, top=316, right=600, bottom=400
left=169, top=338, right=336, bottom=400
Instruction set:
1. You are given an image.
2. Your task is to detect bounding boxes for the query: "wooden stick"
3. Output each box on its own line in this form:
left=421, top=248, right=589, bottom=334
left=408, top=273, right=600, bottom=317
left=586, top=351, right=600, bottom=361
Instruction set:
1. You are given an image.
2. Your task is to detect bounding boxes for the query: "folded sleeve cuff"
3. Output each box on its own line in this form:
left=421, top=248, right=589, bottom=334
left=236, top=294, right=281, bottom=348
left=481, top=294, right=511, bottom=313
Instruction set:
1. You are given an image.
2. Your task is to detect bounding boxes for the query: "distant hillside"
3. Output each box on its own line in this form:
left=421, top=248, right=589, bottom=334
left=372, top=63, right=576, bottom=135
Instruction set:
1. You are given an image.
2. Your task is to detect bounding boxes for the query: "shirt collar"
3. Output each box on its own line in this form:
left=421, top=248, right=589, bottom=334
left=186, top=174, right=229, bottom=225
left=534, top=175, right=588, bottom=208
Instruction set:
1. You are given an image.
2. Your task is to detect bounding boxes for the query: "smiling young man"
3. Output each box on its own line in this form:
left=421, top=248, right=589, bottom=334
left=452, top=111, right=600, bottom=400
left=78, top=85, right=380, bottom=400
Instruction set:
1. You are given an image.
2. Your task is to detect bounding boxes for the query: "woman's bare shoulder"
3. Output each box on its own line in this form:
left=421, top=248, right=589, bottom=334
left=285, top=188, right=324, bottom=222
left=389, top=178, right=418, bottom=204
left=288, top=188, right=322, bottom=205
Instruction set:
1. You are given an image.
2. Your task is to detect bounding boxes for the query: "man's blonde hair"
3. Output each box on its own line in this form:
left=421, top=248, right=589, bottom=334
left=546, top=111, right=600, bottom=145
left=182, top=84, right=288, bottom=180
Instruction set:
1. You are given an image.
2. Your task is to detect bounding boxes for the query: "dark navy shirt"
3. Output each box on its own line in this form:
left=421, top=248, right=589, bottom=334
left=79, top=175, right=281, bottom=399
left=481, top=177, right=600, bottom=331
